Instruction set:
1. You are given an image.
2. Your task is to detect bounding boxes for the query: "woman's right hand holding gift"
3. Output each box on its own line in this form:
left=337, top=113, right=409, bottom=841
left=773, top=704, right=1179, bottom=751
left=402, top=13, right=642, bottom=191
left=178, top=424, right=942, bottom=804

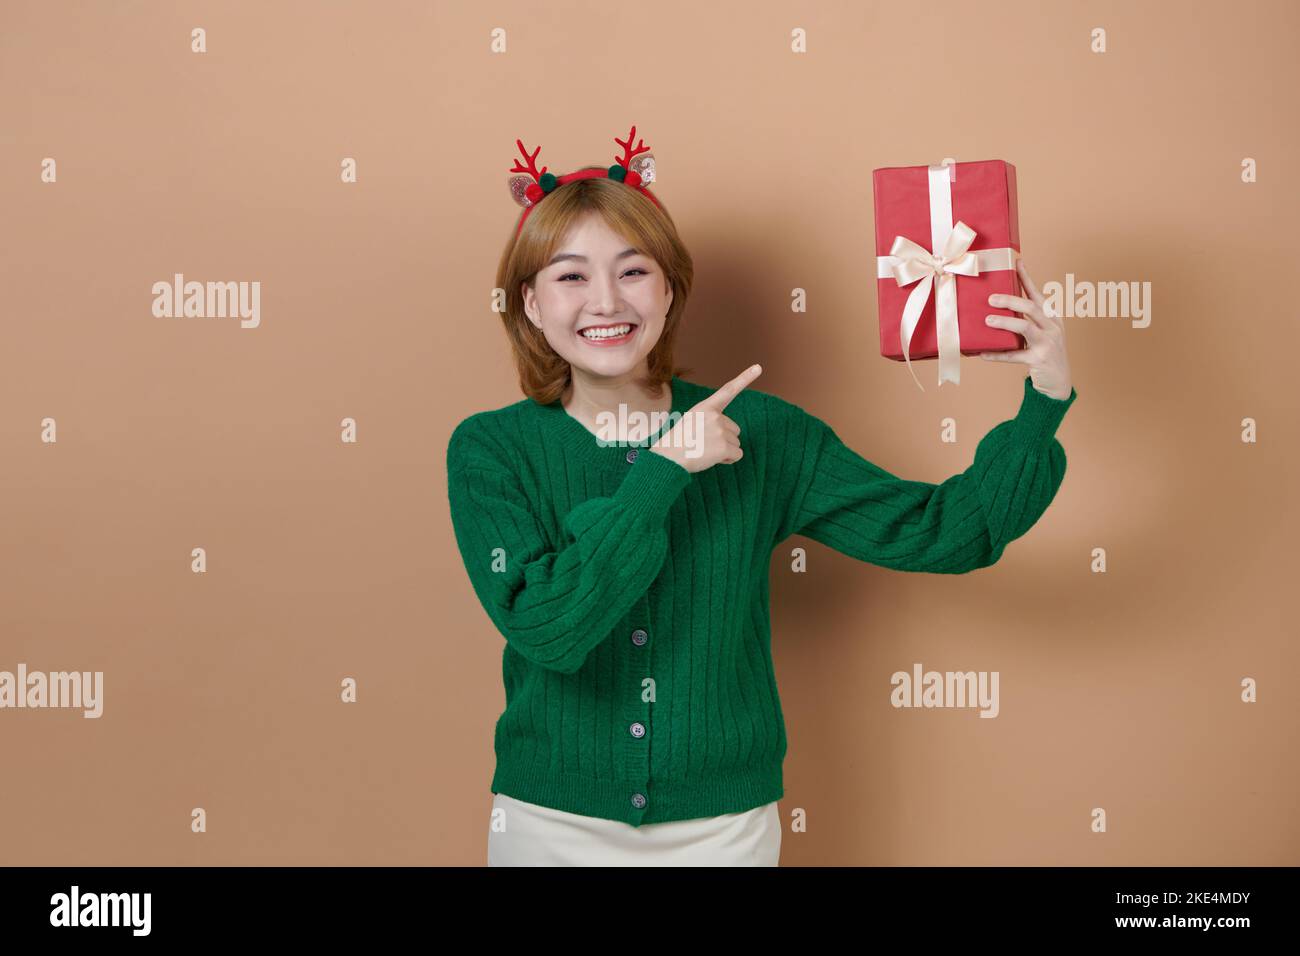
left=980, top=259, right=1074, bottom=400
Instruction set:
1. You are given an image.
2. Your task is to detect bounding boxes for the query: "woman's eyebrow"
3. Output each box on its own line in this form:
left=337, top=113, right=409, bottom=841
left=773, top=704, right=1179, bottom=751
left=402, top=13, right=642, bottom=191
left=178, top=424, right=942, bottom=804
left=546, top=248, right=644, bottom=267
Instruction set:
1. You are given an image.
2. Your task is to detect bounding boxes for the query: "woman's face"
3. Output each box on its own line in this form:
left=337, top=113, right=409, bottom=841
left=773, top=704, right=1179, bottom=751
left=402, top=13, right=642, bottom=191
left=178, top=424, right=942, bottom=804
left=522, top=211, right=673, bottom=380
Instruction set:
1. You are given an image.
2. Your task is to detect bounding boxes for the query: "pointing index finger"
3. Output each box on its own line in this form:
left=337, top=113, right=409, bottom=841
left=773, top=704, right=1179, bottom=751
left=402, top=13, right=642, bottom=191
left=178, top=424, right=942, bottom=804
left=701, top=364, right=762, bottom=411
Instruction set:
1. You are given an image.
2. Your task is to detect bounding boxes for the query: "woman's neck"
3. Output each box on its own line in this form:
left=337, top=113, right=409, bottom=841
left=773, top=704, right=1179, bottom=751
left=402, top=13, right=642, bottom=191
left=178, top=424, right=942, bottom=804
left=562, top=372, right=674, bottom=442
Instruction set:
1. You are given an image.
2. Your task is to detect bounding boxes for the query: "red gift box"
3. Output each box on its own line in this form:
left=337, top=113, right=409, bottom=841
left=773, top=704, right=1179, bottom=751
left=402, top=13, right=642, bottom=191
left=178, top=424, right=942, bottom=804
left=872, top=159, right=1023, bottom=389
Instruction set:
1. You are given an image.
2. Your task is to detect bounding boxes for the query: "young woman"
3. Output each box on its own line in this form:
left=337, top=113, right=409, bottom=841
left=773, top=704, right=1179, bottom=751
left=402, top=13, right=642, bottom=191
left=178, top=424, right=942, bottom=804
left=447, top=128, right=1077, bottom=866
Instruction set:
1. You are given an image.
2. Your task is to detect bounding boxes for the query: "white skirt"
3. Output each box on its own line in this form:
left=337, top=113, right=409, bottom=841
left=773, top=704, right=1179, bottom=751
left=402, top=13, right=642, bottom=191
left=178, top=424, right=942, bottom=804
left=488, top=792, right=782, bottom=866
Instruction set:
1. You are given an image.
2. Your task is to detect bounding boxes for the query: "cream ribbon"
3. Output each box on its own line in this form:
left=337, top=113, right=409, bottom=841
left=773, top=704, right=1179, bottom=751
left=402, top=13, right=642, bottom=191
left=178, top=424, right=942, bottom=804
left=874, top=164, right=1020, bottom=390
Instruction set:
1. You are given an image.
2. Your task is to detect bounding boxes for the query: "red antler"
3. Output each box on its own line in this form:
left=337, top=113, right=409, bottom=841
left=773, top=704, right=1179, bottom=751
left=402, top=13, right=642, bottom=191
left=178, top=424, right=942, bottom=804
left=613, top=126, right=650, bottom=168
left=510, top=140, right=547, bottom=181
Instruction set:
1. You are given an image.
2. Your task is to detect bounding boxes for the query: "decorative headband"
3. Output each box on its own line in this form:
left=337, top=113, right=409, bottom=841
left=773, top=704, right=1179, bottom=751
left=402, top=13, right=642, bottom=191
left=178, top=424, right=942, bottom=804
left=507, top=124, right=661, bottom=235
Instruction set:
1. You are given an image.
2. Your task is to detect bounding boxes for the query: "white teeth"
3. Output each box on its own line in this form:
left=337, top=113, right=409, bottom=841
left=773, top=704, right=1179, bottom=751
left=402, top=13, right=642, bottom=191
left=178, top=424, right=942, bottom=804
left=580, top=324, right=633, bottom=340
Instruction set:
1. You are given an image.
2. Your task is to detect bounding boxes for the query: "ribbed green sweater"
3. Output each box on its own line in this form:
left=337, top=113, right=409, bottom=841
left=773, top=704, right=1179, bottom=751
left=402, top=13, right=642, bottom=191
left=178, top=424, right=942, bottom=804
left=446, top=374, right=1076, bottom=826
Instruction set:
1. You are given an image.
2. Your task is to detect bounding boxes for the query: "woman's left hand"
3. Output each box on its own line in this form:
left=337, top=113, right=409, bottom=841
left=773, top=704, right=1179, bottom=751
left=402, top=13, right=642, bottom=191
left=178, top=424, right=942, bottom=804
left=979, top=259, right=1073, bottom=400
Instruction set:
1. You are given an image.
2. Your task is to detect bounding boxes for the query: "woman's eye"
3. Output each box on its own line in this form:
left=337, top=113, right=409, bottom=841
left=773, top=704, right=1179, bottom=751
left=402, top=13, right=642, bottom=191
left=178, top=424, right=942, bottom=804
left=558, top=268, right=649, bottom=282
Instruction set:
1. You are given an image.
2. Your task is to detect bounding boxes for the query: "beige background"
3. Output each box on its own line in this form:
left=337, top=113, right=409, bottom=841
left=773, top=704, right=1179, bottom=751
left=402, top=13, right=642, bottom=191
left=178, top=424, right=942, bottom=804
left=2, top=0, right=1296, bottom=866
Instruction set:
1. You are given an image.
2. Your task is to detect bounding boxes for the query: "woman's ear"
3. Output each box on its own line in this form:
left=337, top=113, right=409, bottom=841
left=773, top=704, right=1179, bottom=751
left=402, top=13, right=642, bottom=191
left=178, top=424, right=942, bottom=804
left=521, top=280, right=539, bottom=327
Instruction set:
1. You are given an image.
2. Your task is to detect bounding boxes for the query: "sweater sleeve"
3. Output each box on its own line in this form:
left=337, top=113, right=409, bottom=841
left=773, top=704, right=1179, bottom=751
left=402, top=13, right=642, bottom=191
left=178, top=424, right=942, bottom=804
left=446, top=419, right=692, bottom=674
left=778, top=376, right=1077, bottom=573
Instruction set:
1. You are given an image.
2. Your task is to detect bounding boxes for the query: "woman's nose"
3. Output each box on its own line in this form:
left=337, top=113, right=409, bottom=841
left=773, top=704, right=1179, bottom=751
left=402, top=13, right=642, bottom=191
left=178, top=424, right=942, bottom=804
left=587, top=275, right=618, bottom=312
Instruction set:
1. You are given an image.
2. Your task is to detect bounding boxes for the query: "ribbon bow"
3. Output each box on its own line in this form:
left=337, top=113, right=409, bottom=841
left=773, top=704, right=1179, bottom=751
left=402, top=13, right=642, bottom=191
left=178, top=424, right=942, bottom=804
left=889, top=220, right=980, bottom=392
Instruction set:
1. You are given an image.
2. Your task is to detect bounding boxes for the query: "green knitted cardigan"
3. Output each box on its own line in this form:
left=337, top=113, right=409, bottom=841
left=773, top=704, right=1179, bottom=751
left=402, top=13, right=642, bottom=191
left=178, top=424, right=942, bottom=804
left=447, top=374, right=1076, bottom=826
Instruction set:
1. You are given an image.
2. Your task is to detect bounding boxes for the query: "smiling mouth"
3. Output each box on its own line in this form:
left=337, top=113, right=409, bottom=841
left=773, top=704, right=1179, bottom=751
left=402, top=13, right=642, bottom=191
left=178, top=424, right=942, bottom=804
left=577, top=322, right=638, bottom=344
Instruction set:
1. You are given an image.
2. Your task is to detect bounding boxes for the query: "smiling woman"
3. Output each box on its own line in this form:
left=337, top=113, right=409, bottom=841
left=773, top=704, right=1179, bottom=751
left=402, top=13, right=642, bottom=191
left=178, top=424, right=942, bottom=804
left=495, top=159, right=694, bottom=410
left=549, top=245, right=653, bottom=344
left=452, top=126, right=1077, bottom=868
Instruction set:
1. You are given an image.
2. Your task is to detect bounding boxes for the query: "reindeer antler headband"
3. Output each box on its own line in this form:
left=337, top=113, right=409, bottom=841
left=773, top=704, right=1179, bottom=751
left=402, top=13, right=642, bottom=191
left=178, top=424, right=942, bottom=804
left=507, top=124, right=661, bottom=236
